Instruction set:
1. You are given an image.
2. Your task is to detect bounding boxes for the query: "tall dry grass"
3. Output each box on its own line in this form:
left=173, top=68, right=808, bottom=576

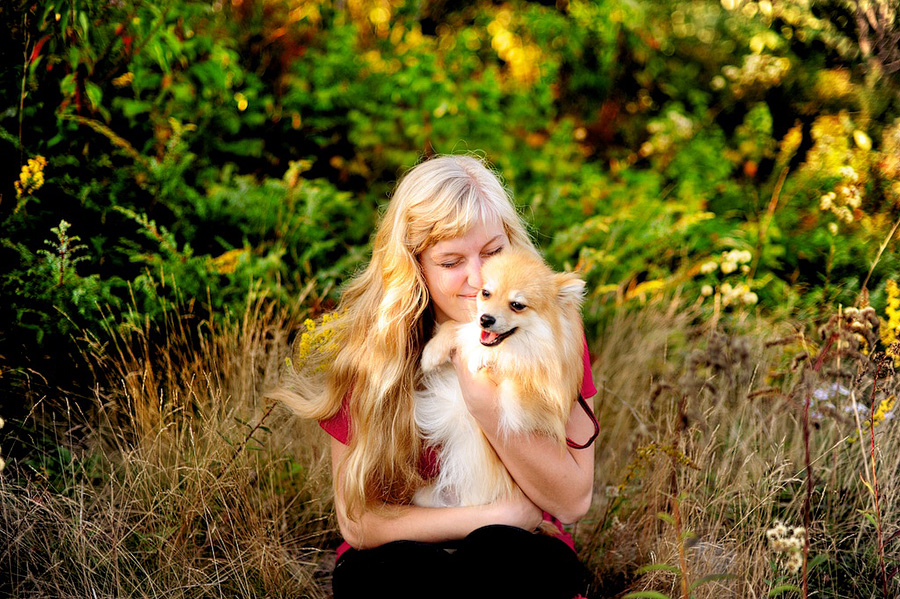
left=580, top=298, right=899, bottom=598
left=2, top=297, right=336, bottom=598
left=2, top=295, right=897, bottom=598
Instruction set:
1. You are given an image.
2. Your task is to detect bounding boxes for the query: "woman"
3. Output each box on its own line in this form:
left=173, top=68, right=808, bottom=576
left=276, top=154, right=598, bottom=599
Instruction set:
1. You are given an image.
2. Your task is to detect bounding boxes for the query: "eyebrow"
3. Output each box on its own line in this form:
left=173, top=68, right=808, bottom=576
left=430, top=235, right=506, bottom=259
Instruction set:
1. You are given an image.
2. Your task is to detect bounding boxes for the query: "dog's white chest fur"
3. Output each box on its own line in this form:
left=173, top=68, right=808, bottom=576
left=413, top=364, right=503, bottom=507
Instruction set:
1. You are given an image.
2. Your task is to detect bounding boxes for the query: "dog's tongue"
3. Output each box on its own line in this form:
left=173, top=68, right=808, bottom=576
left=481, top=330, right=499, bottom=345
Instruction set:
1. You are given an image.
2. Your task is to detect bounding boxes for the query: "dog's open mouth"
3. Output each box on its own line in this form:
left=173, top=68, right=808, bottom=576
left=480, top=327, right=518, bottom=347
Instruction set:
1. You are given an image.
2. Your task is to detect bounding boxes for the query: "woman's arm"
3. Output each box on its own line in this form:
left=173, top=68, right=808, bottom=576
left=452, top=362, right=596, bottom=525
left=330, top=437, right=544, bottom=549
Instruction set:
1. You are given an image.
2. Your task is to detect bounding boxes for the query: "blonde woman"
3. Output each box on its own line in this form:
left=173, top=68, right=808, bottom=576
left=276, top=154, right=599, bottom=599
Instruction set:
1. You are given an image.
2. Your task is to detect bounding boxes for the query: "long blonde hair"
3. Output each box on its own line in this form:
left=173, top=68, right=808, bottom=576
left=275, top=154, right=534, bottom=518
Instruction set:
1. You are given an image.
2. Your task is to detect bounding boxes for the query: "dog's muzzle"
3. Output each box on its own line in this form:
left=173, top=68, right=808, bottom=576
left=479, top=314, right=517, bottom=346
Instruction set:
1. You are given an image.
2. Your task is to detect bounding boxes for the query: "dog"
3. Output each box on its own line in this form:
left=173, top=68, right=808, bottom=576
left=413, top=248, right=586, bottom=509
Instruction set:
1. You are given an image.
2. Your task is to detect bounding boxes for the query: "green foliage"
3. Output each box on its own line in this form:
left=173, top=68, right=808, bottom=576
left=2, top=0, right=900, bottom=415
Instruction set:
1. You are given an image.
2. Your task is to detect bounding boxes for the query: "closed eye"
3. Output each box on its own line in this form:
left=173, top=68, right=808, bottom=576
left=510, top=301, right=526, bottom=312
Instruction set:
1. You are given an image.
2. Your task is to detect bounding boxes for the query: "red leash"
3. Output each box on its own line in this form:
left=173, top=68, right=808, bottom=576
left=566, top=395, right=599, bottom=449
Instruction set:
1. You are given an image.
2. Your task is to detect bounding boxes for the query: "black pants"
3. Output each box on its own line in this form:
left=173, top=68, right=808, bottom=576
left=332, top=525, right=589, bottom=599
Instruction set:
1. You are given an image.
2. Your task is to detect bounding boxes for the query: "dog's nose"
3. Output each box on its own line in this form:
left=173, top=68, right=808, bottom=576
left=480, top=314, right=495, bottom=328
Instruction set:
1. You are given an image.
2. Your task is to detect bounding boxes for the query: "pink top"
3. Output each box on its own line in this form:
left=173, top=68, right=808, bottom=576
left=321, top=337, right=598, bottom=557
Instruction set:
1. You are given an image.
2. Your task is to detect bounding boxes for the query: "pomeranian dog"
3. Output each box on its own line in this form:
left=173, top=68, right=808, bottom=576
left=413, top=248, right=586, bottom=508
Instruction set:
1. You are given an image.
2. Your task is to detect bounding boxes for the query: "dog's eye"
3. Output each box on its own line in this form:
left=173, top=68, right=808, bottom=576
left=481, top=289, right=491, bottom=299
left=510, top=301, right=526, bottom=312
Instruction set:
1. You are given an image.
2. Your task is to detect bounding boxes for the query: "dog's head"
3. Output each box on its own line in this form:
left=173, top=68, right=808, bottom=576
left=476, top=249, right=585, bottom=347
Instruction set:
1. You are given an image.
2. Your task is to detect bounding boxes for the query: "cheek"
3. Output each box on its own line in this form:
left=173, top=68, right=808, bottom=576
left=434, top=271, right=464, bottom=297
left=423, top=267, right=457, bottom=302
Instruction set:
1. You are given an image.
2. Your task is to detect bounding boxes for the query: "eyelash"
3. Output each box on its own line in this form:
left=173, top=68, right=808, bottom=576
left=438, top=246, right=503, bottom=269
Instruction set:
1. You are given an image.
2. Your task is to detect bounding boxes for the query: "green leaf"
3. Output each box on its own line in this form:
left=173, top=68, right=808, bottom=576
left=857, top=509, right=877, bottom=527
left=807, top=553, right=828, bottom=571
left=767, top=584, right=802, bottom=596
left=85, top=82, right=103, bottom=110
left=78, top=11, right=90, bottom=37
left=689, top=573, right=735, bottom=591
left=623, top=592, right=672, bottom=599
left=636, top=563, right=681, bottom=575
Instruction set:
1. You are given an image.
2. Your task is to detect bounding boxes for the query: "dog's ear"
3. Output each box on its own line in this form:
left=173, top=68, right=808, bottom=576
left=556, top=272, right=586, bottom=306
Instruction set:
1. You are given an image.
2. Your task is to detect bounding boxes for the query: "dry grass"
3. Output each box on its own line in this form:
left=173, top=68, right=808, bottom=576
left=579, top=299, right=899, bottom=598
left=1, top=296, right=898, bottom=598
left=2, top=298, right=336, bottom=598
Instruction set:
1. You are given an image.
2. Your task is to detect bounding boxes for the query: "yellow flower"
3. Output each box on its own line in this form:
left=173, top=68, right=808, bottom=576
left=113, top=72, right=134, bottom=88
left=234, top=92, right=249, bottom=112
left=209, top=248, right=247, bottom=274
left=881, top=281, right=900, bottom=361
left=853, top=130, right=872, bottom=151
left=14, top=156, right=47, bottom=198
left=870, top=396, right=895, bottom=428
left=292, top=312, right=341, bottom=371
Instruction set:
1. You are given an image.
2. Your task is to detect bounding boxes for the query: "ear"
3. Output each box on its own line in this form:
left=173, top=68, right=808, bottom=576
left=556, top=272, right=586, bottom=305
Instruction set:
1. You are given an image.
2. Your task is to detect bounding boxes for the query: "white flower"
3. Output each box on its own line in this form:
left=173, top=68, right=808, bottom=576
left=839, top=166, right=858, bottom=182
left=828, top=222, right=839, bottom=235
left=0, top=456, right=5, bottom=473
left=700, top=261, right=718, bottom=274
left=0, top=416, right=4, bottom=429
left=742, top=291, right=759, bottom=305
left=701, top=284, right=714, bottom=296
left=721, top=261, right=738, bottom=274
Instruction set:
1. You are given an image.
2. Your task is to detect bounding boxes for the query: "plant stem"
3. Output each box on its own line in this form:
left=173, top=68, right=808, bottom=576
left=867, top=357, right=889, bottom=596
left=860, top=214, right=900, bottom=297
left=672, top=394, right=690, bottom=599
left=802, top=333, right=837, bottom=599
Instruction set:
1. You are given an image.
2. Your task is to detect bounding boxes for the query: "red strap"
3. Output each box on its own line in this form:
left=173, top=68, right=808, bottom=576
left=566, top=395, right=599, bottom=449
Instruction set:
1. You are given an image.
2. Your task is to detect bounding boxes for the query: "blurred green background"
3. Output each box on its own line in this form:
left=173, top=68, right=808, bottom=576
left=1, top=0, right=899, bottom=430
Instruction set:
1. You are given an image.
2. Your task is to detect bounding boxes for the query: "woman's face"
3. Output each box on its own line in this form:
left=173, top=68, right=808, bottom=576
left=419, top=218, right=509, bottom=324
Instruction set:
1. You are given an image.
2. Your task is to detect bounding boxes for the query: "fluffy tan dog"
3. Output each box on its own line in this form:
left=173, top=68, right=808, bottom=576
left=413, top=248, right=586, bottom=508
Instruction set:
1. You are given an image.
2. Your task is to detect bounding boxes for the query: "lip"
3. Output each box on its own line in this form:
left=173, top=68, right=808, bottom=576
left=480, top=327, right=518, bottom=347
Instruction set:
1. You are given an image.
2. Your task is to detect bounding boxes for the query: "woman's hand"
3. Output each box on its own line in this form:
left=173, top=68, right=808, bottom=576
left=450, top=351, right=500, bottom=421
left=489, top=489, right=544, bottom=531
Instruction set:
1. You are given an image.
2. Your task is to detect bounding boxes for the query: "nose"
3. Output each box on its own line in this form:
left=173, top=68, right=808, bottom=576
left=480, top=314, right=495, bottom=329
left=466, top=257, right=483, bottom=290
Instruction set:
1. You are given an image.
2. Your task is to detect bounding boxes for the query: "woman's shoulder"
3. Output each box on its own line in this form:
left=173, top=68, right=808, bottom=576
left=319, top=394, right=352, bottom=444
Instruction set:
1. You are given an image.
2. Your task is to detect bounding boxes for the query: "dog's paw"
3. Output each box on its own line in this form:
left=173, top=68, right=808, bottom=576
left=421, top=340, right=449, bottom=372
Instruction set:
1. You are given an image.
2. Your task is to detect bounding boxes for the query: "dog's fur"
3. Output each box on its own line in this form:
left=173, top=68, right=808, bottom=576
left=413, top=248, right=586, bottom=508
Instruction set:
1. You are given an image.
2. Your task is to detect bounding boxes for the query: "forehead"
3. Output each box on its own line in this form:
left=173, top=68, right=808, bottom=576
left=425, top=217, right=507, bottom=256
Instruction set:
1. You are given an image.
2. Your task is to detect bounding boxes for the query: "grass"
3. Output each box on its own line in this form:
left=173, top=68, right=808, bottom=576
left=2, top=298, right=336, bottom=598
left=1, top=295, right=898, bottom=598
